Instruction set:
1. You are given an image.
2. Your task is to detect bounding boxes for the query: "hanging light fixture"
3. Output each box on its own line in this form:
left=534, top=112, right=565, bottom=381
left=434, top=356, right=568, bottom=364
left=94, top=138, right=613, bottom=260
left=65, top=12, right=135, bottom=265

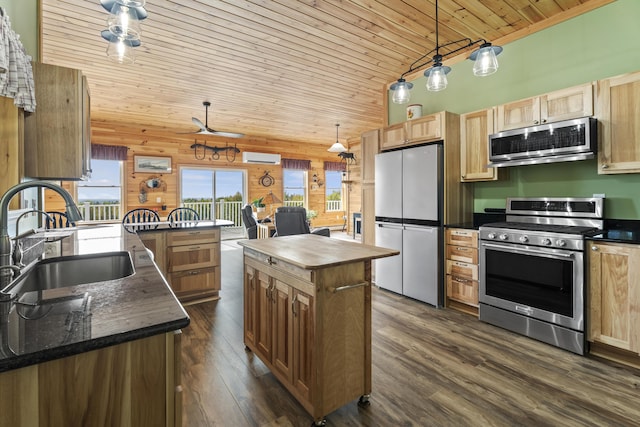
left=328, top=123, right=348, bottom=153
left=99, top=0, right=147, bottom=64
left=390, top=0, right=503, bottom=102
left=101, top=30, right=140, bottom=64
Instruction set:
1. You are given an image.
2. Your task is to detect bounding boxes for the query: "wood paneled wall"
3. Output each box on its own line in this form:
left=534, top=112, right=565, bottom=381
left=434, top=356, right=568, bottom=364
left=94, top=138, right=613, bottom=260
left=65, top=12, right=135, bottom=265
left=53, top=120, right=363, bottom=228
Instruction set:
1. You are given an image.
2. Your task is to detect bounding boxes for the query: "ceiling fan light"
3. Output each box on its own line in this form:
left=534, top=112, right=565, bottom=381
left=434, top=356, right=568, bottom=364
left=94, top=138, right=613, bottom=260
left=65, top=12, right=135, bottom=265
left=424, top=65, right=450, bottom=92
left=107, top=3, right=141, bottom=40
left=390, top=79, right=413, bottom=104
left=471, top=43, right=502, bottom=76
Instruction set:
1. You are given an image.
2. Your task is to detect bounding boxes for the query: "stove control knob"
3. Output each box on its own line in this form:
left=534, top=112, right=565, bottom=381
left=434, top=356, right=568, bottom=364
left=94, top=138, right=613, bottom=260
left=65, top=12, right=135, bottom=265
left=499, top=234, right=508, bottom=241
left=487, top=233, right=496, bottom=239
left=542, top=238, right=552, bottom=246
left=556, top=239, right=567, bottom=247
left=519, top=235, right=529, bottom=243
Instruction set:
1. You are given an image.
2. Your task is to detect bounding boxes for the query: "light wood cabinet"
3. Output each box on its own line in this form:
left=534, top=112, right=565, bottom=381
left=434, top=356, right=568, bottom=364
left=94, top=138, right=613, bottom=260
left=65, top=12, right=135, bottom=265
left=240, top=235, right=396, bottom=425
left=0, top=331, right=182, bottom=427
left=23, top=62, right=91, bottom=180
left=596, top=71, right=640, bottom=174
left=460, top=108, right=500, bottom=182
left=588, top=242, right=640, bottom=358
left=496, top=83, right=593, bottom=131
left=360, top=128, right=378, bottom=245
left=445, top=228, right=479, bottom=316
left=138, top=230, right=166, bottom=273
left=380, top=112, right=443, bottom=149
left=140, top=227, right=221, bottom=303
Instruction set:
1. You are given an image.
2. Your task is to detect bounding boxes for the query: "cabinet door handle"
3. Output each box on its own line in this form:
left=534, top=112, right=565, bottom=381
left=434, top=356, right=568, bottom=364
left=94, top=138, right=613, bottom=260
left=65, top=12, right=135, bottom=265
left=291, top=294, right=298, bottom=317
left=328, top=282, right=368, bottom=293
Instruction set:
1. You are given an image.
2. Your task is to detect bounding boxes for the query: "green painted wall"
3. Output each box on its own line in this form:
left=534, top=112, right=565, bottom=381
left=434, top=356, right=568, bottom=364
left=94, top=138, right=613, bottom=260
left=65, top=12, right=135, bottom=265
left=388, top=0, right=640, bottom=219
left=0, top=0, right=38, bottom=60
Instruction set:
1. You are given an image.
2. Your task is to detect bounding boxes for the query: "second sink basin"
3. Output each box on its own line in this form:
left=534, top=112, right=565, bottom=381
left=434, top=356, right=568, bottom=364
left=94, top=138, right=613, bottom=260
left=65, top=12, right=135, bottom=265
left=1, top=251, right=135, bottom=299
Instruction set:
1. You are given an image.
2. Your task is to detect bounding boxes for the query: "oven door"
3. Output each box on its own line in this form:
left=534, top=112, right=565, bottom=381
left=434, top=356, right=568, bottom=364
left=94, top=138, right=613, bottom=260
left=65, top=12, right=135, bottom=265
left=479, top=241, right=584, bottom=331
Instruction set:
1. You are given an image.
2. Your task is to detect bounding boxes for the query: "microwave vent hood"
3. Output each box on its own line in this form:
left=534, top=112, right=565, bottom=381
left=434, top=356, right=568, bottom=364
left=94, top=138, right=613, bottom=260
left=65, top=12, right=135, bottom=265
left=488, top=117, right=597, bottom=168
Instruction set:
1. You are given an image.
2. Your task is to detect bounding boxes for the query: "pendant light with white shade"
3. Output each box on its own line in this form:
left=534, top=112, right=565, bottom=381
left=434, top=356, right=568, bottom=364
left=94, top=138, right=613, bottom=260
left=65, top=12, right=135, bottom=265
left=328, top=124, right=348, bottom=153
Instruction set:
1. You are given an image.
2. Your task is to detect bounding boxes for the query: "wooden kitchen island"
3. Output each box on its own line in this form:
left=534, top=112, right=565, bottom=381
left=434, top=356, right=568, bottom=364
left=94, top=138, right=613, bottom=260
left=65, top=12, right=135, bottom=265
left=238, top=235, right=398, bottom=426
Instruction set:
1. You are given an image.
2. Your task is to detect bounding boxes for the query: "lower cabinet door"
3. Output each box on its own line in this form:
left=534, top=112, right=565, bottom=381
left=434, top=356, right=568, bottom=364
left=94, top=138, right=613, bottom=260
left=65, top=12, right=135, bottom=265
left=168, top=267, right=219, bottom=301
left=271, top=280, right=293, bottom=382
left=292, top=289, right=314, bottom=404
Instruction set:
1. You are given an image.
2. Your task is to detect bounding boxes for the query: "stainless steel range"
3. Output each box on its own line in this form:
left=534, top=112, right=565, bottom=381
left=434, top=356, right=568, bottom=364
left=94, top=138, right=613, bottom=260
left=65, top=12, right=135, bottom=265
left=479, top=197, right=604, bottom=355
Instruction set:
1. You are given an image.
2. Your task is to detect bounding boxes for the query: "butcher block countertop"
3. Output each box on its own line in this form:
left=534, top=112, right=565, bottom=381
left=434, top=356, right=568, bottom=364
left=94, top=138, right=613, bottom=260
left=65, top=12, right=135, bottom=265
left=0, top=223, right=202, bottom=372
left=238, top=234, right=399, bottom=269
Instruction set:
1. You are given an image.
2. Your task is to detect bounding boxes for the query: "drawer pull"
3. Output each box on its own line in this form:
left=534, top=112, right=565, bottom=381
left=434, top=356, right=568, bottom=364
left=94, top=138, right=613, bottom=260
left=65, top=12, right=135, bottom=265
left=189, top=246, right=201, bottom=250
left=189, top=270, right=200, bottom=275
left=453, top=277, right=470, bottom=284
left=328, top=281, right=368, bottom=293
left=266, top=257, right=276, bottom=265
left=456, top=247, right=469, bottom=251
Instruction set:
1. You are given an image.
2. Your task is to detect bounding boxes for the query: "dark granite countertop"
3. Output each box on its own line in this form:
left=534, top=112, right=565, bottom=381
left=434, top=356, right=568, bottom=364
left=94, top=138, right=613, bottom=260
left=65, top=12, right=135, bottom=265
left=586, top=219, right=640, bottom=244
left=0, top=222, right=233, bottom=372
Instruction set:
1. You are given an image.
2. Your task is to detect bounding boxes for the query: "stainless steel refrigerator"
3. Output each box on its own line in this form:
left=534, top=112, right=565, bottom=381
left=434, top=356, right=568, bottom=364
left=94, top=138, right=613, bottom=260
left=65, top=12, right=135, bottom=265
left=374, top=143, right=443, bottom=306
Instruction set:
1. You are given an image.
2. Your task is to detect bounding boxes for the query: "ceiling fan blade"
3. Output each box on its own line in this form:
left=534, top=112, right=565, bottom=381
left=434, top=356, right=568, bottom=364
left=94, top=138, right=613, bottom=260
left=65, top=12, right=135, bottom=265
left=192, top=117, right=207, bottom=131
left=210, top=130, right=245, bottom=138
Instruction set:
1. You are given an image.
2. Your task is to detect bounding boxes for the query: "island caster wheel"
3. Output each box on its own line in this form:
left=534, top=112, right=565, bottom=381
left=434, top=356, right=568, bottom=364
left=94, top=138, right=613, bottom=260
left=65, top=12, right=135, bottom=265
left=358, top=394, right=371, bottom=408
left=311, top=418, right=327, bottom=426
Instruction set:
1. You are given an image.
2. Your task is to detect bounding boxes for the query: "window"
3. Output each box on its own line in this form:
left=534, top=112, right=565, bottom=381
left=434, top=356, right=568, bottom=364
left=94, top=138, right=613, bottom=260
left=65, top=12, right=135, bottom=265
left=77, top=159, right=123, bottom=221
left=283, top=169, right=307, bottom=208
left=325, top=171, right=343, bottom=211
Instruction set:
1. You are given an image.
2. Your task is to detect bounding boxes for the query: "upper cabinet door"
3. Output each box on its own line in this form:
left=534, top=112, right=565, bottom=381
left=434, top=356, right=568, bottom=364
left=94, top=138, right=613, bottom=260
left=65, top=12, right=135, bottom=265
left=460, top=108, right=499, bottom=182
left=496, top=97, right=540, bottom=131
left=496, top=83, right=593, bottom=132
left=405, top=113, right=442, bottom=143
left=380, top=122, right=406, bottom=150
left=540, top=83, right=593, bottom=124
left=360, top=128, right=379, bottom=183
left=597, top=71, right=640, bottom=174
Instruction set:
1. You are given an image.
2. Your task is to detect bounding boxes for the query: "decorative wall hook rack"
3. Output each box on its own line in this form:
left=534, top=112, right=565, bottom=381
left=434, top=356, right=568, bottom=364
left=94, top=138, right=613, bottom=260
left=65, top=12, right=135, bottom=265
left=191, top=141, right=240, bottom=162
left=139, top=175, right=166, bottom=193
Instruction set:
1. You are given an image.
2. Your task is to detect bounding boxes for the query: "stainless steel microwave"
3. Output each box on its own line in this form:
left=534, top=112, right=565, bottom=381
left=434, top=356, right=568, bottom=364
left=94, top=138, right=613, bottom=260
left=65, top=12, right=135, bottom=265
left=488, top=117, right=597, bottom=168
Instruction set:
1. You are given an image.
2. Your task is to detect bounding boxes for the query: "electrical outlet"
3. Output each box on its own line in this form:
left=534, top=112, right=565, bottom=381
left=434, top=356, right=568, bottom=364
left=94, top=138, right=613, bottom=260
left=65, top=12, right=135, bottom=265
left=593, top=193, right=605, bottom=198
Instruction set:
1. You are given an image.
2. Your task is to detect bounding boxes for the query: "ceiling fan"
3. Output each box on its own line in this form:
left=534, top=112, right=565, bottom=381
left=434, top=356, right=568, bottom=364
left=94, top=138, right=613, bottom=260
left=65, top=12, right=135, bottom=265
left=181, top=101, right=244, bottom=138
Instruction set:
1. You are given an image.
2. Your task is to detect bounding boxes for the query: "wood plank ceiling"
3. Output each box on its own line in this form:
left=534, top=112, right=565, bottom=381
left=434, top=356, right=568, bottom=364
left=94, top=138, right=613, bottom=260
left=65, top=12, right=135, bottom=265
left=39, top=0, right=611, bottom=146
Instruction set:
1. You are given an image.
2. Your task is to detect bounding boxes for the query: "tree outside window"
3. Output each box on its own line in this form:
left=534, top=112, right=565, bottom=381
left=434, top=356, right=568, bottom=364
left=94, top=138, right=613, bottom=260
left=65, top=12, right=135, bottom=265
left=283, top=169, right=306, bottom=207
left=325, top=171, right=342, bottom=211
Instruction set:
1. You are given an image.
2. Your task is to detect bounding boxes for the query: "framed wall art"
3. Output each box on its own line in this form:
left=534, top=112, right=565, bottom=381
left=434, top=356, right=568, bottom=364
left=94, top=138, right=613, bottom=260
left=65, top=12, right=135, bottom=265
left=134, top=155, right=172, bottom=173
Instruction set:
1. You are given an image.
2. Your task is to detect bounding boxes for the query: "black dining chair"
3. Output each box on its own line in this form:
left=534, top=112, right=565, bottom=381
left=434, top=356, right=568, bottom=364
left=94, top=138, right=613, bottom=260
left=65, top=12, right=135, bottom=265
left=45, top=211, right=75, bottom=229
left=122, top=208, right=160, bottom=226
left=273, top=206, right=330, bottom=237
left=167, top=207, right=200, bottom=223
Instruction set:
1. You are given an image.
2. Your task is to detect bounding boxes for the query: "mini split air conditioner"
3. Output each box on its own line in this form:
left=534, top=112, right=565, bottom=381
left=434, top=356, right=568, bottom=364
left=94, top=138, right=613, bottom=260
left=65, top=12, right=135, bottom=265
left=242, top=152, right=281, bottom=165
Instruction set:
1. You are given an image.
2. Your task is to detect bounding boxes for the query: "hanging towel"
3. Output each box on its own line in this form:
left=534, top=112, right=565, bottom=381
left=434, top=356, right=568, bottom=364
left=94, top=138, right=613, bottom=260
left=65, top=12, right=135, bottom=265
left=0, top=8, right=36, bottom=112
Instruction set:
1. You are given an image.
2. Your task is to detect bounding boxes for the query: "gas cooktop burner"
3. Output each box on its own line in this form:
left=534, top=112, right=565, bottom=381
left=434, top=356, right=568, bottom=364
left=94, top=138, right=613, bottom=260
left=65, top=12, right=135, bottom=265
left=482, top=221, right=599, bottom=235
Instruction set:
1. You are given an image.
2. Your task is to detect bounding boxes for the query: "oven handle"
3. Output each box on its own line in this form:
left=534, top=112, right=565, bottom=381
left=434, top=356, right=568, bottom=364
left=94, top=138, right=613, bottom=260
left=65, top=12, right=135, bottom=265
left=482, top=242, right=575, bottom=259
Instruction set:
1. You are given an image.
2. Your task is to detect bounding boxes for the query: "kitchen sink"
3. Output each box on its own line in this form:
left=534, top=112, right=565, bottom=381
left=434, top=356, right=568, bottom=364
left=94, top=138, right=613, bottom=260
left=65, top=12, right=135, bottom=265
left=0, top=251, right=135, bottom=300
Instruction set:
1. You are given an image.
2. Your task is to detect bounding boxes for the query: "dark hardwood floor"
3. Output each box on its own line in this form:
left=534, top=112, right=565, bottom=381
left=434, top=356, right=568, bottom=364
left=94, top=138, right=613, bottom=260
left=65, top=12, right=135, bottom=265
left=181, top=241, right=640, bottom=426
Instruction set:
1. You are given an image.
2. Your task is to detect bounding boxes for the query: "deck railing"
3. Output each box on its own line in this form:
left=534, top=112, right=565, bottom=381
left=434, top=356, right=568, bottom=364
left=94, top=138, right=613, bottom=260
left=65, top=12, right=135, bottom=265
left=183, top=200, right=243, bottom=227
left=79, top=202, right=121, bottom=222
left=283, top=200, right=304, bottom=207
left=326, top=200, right=342, bottom=211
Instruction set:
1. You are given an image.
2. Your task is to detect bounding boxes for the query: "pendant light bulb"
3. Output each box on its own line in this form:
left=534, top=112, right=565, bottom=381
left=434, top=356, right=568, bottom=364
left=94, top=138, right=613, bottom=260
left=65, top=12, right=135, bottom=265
left=390, top=78, right=413, bottom=104
left=424, top=63, right=450, bottom=92
left=107, top=3, right=141, bottom=40
left=471, top=43, right=502, bottom=76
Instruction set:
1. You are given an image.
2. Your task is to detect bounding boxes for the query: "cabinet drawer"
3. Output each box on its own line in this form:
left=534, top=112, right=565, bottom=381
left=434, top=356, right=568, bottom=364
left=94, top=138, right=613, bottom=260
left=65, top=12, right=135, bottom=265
left=167, top=243, right=219, bottom=272
left=446, top=275, right=478, bottom=306
left=169, top=267, right=219, bottom=293
left=167, top=228, right=220, bottom=246
left=446, top=229, right=478, bottom=248
left=446, top=260, right=478, bottom=281
left=244, top=248, right=312, bottom=282
left=446, top=244, right=478, bottom=264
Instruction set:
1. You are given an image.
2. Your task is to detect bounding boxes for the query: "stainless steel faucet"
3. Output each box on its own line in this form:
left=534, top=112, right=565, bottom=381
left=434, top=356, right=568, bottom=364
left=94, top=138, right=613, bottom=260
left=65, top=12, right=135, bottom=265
left=0, top=181, right=83, bottom=284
